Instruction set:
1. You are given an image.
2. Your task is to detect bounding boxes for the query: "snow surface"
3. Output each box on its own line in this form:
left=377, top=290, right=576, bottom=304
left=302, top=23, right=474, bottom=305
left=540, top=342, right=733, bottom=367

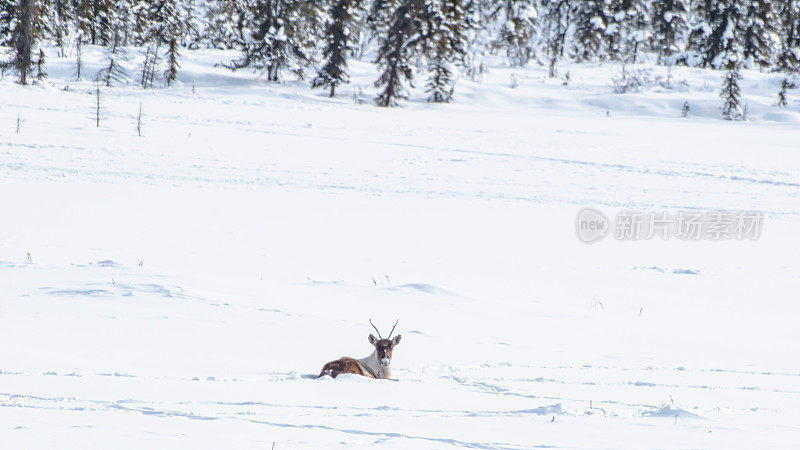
left=1, top=46, right=799, bottom=448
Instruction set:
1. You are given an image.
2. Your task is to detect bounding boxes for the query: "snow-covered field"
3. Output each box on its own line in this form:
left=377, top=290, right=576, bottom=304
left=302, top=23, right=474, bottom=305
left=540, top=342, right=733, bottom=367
left=1, top=47, right=799, bottom=448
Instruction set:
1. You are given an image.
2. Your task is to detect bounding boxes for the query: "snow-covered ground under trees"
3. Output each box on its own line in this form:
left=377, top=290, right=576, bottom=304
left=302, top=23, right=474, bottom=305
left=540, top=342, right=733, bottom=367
left=1, top=47, right=799, bottom=448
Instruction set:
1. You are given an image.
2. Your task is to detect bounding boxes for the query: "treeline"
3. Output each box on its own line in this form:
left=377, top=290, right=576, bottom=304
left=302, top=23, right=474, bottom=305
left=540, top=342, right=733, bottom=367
left=1, top=0, right=799, bottom=106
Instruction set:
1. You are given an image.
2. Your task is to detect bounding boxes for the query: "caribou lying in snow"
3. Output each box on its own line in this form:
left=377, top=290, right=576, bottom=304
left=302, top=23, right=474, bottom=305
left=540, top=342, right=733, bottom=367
left=318, top=320, right=401, bottom=379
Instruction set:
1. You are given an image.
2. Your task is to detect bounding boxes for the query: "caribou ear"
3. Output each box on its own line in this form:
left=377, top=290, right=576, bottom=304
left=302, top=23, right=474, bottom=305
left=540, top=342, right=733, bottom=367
left=368, top=334, right=378, bottom=345
left=392, top=335, right=401, bottom=346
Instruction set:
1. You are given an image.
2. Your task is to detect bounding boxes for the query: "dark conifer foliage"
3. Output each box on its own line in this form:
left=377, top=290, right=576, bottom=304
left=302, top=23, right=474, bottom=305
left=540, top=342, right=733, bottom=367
left=720, top=43, right=744, bottom=120
left=164, top=37, right=180, bottom=85
left=146, top=0, right=184, bottom=85
left=741, top=0, right=778, bottom=68
left=0, top=0, right=14, bottom=45
left=312, top=0, right=360, bottom=97
left=696, top=0, right=747, bottom=69
left=570, top=0, right=610, bottom=62
left=364, top=0, right=391, bottom=46
left=720, top=62, right=743, bottom=119
left=74, top=0, right=115, bottom=45
left=202, top=0, right=249, bottom=49
left=489, top=0, right=537, bottom=66
left=148, top=0, right=181, bottom=44
left=49, top=0, right=74, bottom=54
left=778, top=0, right=800, bottom=72
left=3, top=0, right=796, bottom=108
left=8, top=0, right=47, bottom=84
left=226, top=0, right=318, bottom=82
left=651, top=0, right=688, bottom=62
left=373, top=0, right=429, bottom=106
left=540, top=0, right=569, bottom=77
left=607, top=0, right=650, bottom=63
left=777, top=77, right=789, bottom=106
left=427, top=0, right=468, bottom=102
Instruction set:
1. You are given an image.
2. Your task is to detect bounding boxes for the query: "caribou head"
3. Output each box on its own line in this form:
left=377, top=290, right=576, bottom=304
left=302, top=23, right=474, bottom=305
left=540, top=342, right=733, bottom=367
left=368, top=319, right=402, bottom=367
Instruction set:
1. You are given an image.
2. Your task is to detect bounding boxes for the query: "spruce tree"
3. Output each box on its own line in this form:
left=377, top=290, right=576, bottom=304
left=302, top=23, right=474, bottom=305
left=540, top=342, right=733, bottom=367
left=96, top=2, right=132, bottom=86
left=427, top=0, right=468, bottom=102
left=75, top=0, right=115, bottom=45
left=130, top=0, right=149, bottom=44
left=696, top=0, right=747, bottom=69
left=202, top=0, right=249, bottom=49
left=460, top=0, right=489, bottom=80
left=685, top=0, right=709, bottom=58
left=652, top=0, right=688, bottom=63
left=570, top=0, right=610, bottom=62
left=720, top=45, right=743, bottom=120
left=490, top=0, right=537, bottom=66
left=540, top=0, right=570, bottom=77
left=9, top=0, right=46, bottom=85
left=312, top=0, right=360, bottom=97
left=604, top=0, right=623, bottom=62
left=73, top=0, right=93, bottom=43
left=164, top=37, right=180, bottom=85
left=777, top=77, right=789, bottom=107
left=363, top=0, right=392, bottom=49
left=608, top=0, right=650, bottom=63
left=112, top=0, right=135, bottom=46
left=227, top=0, right=319, bottom=82
left=48, top=0, right=74, bottom=55
left=97, top=0, right=116, bottom=45
left=36, top=48, right=46, bottom=80
left=778, top=0, right=800, bottom=72
left=182, top=0, right=203, bottom=47
left=147, top=0, right=181, bottom=47
left=741, top=0, right=778, bottom=68
left=146, top=0, right=185, bottom=86
left=373, top=0, right=429, bottom=106
left=0, top=0, right=14, bottom=45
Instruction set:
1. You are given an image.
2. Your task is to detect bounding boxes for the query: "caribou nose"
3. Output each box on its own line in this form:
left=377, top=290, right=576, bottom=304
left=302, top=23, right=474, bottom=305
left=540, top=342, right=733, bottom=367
left=380, top=357, right=390, bottom=365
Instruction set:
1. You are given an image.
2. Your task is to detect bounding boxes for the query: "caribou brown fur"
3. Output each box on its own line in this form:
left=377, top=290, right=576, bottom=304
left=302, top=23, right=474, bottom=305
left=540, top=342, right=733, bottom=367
left=318, top=320, right=401, bottom=379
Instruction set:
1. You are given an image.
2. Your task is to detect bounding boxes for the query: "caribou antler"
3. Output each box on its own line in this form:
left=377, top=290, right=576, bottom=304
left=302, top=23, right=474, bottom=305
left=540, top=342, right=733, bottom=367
left=387, top=320, right=399, bottom=339
left=370, top=318, right=383, bottom=339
